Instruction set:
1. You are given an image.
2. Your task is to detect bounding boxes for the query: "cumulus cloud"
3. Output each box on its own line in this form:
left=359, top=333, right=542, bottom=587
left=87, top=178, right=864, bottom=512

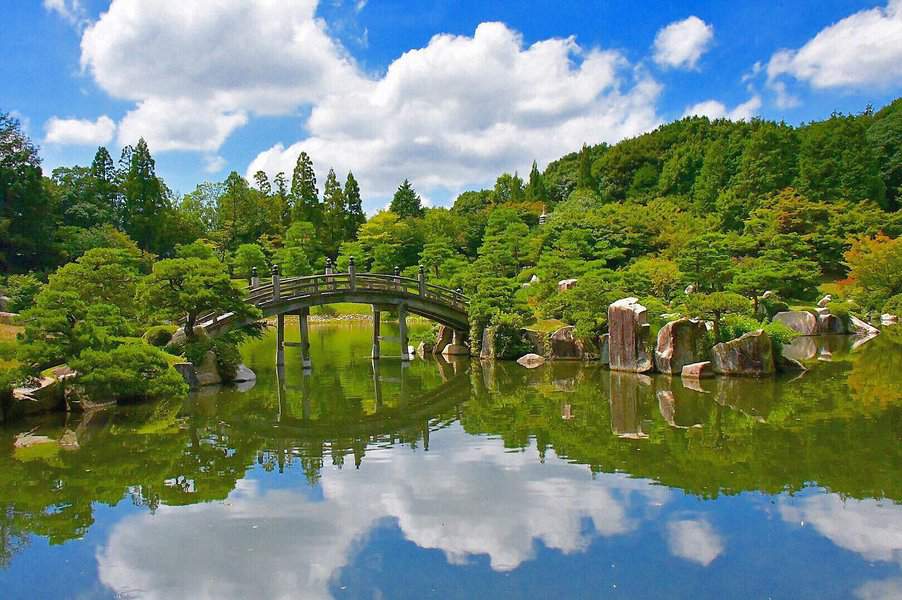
left=97, top=432, right=670, bottom=598
left=43, top=0, right=88, bottom=29
left=652, top=16, right=714, bottom=70
left=767, top=0, right=902, bottom=91
left=248, top=22, right=662, bottom=201
left=116, top=98, right=248, bottom=152
left=682, top=95, right=762, bottom=121
left=666, top=518, right=725, bottom=566
left=44, top=115, right=116, bottom=145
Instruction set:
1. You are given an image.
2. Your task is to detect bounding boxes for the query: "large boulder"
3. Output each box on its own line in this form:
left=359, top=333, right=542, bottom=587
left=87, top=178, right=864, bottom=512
left=849, top=315, right=880, bottom=337
left=432, top=325, right=453, bottom=355
left=607, top=298, right=653, bottom=373
left=232, top=364, right=256, bottom=383
left=711, top=330, right=775, bottom=377
left=517, top=353, right=545, bottom=369
left=0, top=295, right=10, bottom=311
left=195, top=351, right=222, bottom=386
left=442, top=343, right=469, bottom=357
left=557, top=278, right=578, bottom=292
left=681, top=361, right=714, bottom=379
left=174, top=362, right=200, bottom=390
left=170, top=325, right=210, bottom=348
left=480, top=326, right=497, bottom=360
left=815, top=308, right=848, bottom=334
left=11, top=376, right=65, bottom=416
left=773, top=311, right=818, bottom=336
left=548, top=326, right=586, bottom=360
left=654, top=318, right=709, bottom=374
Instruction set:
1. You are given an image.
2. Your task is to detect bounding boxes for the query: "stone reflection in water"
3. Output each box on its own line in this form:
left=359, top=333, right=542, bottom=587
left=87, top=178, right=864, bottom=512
left=609, top=372, right=653, bottom=439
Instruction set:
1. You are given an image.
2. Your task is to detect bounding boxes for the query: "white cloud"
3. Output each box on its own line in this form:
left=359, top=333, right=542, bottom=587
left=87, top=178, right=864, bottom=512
left=767, top=0, right=902, bottom=91
left=682, top=95, right=762, bottom=121
left=203, top=155, right=228, bottom=174
left=43, top=0, right=87, bottom=29
left=780, top=494, right=902, bottom=563
left=44, top=115, right=116, bottom=145
left=653, top=16, right=714, bottom=70
left=97, top=430, right=671, bottom=598
left=116, top=98, right=247, bottom=152
left=666, top=518, right=725, bottom=566
left=248, top=22, right=662, bottom=202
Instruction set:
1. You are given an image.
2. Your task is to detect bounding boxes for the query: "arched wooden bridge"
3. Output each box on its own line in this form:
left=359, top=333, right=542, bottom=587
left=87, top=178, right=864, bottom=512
left=195, top=263, right=470, bottom=368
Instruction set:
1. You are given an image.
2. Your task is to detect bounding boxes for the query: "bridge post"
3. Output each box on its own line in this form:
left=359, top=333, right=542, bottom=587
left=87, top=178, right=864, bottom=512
left=371, top=306, right=381, bottom=359
left=418, top=265, right=426, bottom=296
left=348, top=256, right=356, bottom=291
left=399, top=302, right=410, bottom=361
left=251, top=266, right=259, bottom=289
left=271, top=264, right=281, bottom=301
left=298, top=307, right=312, bottom=369
left=276, top=313, right=285, bottom=366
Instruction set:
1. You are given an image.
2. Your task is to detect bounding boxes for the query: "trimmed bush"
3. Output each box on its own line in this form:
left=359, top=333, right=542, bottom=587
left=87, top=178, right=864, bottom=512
left=143, top=325, right=177, bottom=347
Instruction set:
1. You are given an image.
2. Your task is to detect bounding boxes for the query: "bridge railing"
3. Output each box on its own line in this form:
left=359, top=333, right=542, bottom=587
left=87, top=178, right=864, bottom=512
left=194, top=271, right=468, bottom=328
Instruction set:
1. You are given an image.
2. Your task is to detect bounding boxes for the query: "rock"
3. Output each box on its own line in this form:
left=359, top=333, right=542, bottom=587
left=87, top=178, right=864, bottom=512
left=782, top=337, right=817, bottom=362
left=549, top=326, right=585, bottom=360
left=881, top=313, right=898, bottom=326
left=849, top=315, right=880, bottom=337
left=517, top=353, right=546, bottom=368
left=0, top=295, right=10, bottom=311
left=169, top=325, right=210, bottom=348
left=557, top=278, right=579, bottom=292
left=195, top=351, right=222, bottom=386
left=777, top=354, right=807, bottom=373
left=762, top=290, right=776, bottom=299
left=773, top=311, right=818, bottom=336
left=415, top=341, right=433, bottom=358
left=815, top=307, right=847, bottom=334
left=480, top=326, right=497, bottom=360
left=0, top=312, right=19, bottom=325
left=529, top=274, right=539, bottom=284
left=173, top=363, right=200, bottom=390
left=654, top=318, right=709, bottom=374
left=607, top=298, right=654, bottom=373
left=442, top=343, right=469, bottom=357
left=11, top=376, right=65, bottom=416
left=232, top=364, right=256, bottom=383
left=58, top=429, right=80, bottom=451
left=817, top=294, right=833, bottom=308
left=711, top=330, right=775, bottom=377
left=433, top=325, right=453, bottom=355
left=851, top=332, right=879, bottom=351
left=599, top=333, right=610, bottom=366
left=14, top=432, right=55, bottom=448
left=681, top=361, right=714, bottom=379
left=684, top=284, right=695, bottom=295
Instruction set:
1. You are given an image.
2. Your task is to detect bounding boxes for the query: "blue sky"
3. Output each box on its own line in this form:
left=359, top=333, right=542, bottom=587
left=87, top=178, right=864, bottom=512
left=3, top=0, right=902, bottom=210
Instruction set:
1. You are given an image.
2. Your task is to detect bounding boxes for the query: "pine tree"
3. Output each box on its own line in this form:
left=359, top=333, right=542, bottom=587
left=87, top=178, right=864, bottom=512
left=322, top=168, right=346, bottom=256
left=291, top=151, right=320, bottom=225
left=120, top=138, right=168, bottom=253
left=90, top=146, right=120, bottom=226
left=390, top=179, right=424, bottom=218
left=577, top=143, right=594, bottom=190
left=344, top=171, right=365, bottom=239
left=273, top=171, right=291, bottom=226
left=525, top=160, right=547, bottom=203
left=253, top=170, right=271, bottom=196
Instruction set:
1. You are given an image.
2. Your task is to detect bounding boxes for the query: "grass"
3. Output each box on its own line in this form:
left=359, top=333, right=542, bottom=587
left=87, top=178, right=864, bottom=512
left=310, top=303, right=373, bottom=316
left=525, top=318, right=568, bottom=333
left=0, top=322, right=23, bottom=369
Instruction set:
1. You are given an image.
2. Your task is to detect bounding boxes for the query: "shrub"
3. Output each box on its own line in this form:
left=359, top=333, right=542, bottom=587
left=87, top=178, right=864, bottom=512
left=883, top=294, right=902, bottom=316
left=759, top=296, right=790, bottom=320
left=4, top=274, right=43, bottom=313
left=490, top=312, right=533, bottom=359
left=71, top=344, right=187, bottom=402
left=143, top=325, right=177, bottom=347
left=826, top=300, right=853, bottom=328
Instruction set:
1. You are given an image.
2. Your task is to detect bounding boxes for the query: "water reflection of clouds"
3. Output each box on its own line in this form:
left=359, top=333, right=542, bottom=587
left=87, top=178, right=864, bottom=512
left=97, top=427, right=670, bottom=598
left=666, top=518, right=725, bottom=566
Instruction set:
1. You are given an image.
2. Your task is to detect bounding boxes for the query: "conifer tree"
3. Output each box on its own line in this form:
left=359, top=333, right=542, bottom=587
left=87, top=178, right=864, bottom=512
left=344, top=171, right=366, bottom=239
left=577, top=143, right=594, bottom=190
left=390, top=179, right=424, bottom=218
left=291, top=151, right=321, bottom=225
left=253, top=170, right=271, bottom=196
left=119, top=138, right=168, bottom=253
left=526, top=160, right=547, bottom=203
left=273, top=171, right=291, bottom=226
left=322, top=168, right=346, bottom=256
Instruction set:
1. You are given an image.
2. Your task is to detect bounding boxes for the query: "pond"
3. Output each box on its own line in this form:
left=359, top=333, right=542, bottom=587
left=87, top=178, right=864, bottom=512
left=1, top=321, right=901, bottom=599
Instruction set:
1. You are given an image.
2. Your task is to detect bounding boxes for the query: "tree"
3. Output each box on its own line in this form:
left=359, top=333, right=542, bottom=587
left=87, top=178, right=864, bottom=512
left=136, top=257, right=259, bottom=340
left=684, top=292, right=751, bottom=342
left=321, top=168, right=346, bottom=257
left=253, top=170, right=271, bottom=196
left=676, top=233, right=733, bottom=292
left=273, top=171, right=291, bottom=225
left=525, top=160, right=548, bottom=204
left=0, top=112, right=56, bottom=271
left=390, top=179, right=424, bottom=218
left=291, top=152, right=320, bottom=225
left=420, top=241, right=454, bottom=277
left=119, top=138, right=170, bottom=254
left=577, top=143, right=595, bottom=190
left=274, top=246, right=312, bottom=277
left=344, top=172, right=365, bottom=239
left=845, top=233, right=902, bottom=311
left=234, top=244, right=268, bottom=281
left=46, top=247, right=143, bottom=318
left=71, top=344, right=187, bottom=402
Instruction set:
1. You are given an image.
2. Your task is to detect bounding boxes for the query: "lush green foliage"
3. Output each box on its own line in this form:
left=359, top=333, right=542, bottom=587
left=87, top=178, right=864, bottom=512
left=71, top=344, right=187, bottom=402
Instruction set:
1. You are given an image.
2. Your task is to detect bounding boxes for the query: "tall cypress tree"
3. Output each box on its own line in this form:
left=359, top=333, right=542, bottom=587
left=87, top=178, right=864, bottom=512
left=90, top=146, right=120, bottom=226
left=291, top=151, right=320, bottom=225
left=390, top=179, right=424, bottom=218
left=344, top=171, right=365, bottom=239
left=273, top=171, right=291, bottom=226
left=120, top=138, right=167, bottom=253
left=322, top=168, right=346, bottom=257
left=577, top=143, right=594, bottom=190
left=525, top=160, right=547, bottom=203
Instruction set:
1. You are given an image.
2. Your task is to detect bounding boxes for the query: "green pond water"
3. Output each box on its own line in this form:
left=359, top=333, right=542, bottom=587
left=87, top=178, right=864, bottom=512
left=1, top=321, right=901, bottom=599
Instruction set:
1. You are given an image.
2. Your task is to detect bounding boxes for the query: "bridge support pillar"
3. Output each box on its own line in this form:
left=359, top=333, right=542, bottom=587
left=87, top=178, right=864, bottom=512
left=276, top=313, right=285, bottom=366
left=297, top=308, right=312, bottom=370
left=371, top=306, right=381, bottom=359
left=399, top=303, right=410, bottom=361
